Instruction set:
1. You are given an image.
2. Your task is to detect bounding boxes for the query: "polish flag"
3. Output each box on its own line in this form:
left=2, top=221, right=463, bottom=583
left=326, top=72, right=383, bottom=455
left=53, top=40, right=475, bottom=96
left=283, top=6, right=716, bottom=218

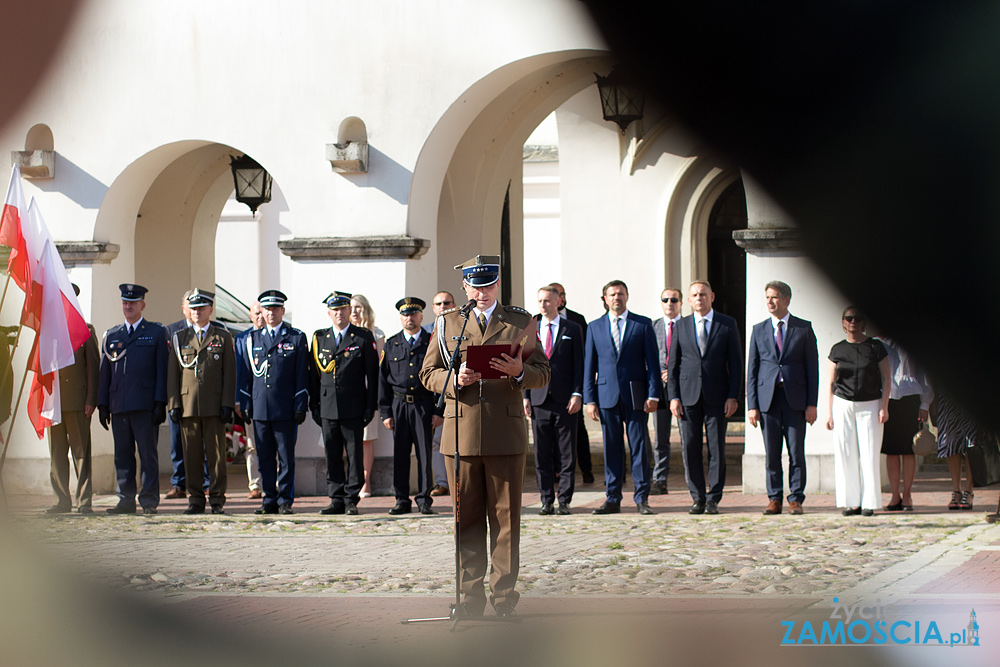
left=0, top=165, right=30, bottom=291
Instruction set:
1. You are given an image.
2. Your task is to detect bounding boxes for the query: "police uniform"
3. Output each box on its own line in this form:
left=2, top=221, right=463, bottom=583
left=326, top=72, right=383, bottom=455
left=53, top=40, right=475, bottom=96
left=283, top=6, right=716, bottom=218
left=98, top=284, right=168, bottom=513
left=309, top=291, right=378, bottom=513
left=166, top=289, right=236, bottom=514
left=47, top=313, right=99, bottom=514
left=418, top=256, right=549, bottom=617
left=239, top=290, right=309, bottom=513
left=378, top=297, right=440, bottom=514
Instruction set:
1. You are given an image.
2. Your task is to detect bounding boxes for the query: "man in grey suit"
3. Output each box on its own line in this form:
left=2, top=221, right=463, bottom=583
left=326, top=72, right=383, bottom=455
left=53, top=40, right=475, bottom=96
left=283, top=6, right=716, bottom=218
left=746, top=280, right=819, bottom=515
left=667, top=280, right=743, bottom=515
left=651, top=287, right=683, bottom=494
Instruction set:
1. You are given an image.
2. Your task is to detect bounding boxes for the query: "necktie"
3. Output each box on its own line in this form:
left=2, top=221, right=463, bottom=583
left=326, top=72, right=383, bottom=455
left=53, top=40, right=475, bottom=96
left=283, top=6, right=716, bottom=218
left=335, top=331, right=342, bottom=347
left=478, top=313, right=487, bottom=334
left=544, top=323, right=554, bottom=358
left=127, top=324, right=133, bottom=336
left=698, top=318, right=708, bottom=356
left=776, top=320, right=784, bottom=355
left=665, top=320, right=673, bottom=366
left=197, top=329, right=205, bottom=343
left=611, top=317, right=621, bottom=355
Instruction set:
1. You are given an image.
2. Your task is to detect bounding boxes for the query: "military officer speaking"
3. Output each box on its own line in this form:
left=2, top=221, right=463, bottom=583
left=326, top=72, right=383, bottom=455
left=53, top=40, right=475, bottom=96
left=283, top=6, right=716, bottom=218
left=379, top=297, right=440, bottom=515
left=238, top=290, right=309, bottom=515
left=98, top=284, right=168, bottom=515
left=167, top=289, right=237, bottom=515
left=309, top=291, right=378, bottom=516
left=419, top=255, right=550, bottom=619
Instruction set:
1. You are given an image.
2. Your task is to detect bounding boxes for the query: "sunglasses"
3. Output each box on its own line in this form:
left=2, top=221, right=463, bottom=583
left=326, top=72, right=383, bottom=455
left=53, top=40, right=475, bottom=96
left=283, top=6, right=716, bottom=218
left=843, top=315, right=864, bottom=323
left=434, top=301, right=453, bottom=307
left=661, top=297, right=680, bottom=303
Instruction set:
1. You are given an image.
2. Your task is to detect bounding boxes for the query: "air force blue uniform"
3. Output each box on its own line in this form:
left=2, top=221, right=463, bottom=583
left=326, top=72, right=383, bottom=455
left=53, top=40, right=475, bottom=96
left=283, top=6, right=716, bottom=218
left=98, top=319, right=168, bottom=510
left=238, top=324, right=309, bottom=509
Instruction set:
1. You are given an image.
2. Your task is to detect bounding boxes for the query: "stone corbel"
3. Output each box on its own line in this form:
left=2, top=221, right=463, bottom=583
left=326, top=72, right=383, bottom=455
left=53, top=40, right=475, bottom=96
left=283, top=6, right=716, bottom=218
left=56, top=241, right=121, bottom=267
left=11, top=150, right=55, bottom=179
left=325, top=142, right=368, bottom=173
left=732, top=228, right=801, bottom=252
left=277, top=236, right=430, bottom=261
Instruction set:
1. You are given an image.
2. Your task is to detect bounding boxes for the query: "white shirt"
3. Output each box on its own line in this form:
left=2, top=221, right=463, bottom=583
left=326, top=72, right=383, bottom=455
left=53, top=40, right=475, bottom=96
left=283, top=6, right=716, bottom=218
left=770, top=313, right=790, bottom=349
left=473, top=301, right=498, bottom=328
left=124, top=317, right=144, bottom=333
left=694, top=309, right=714, bottom=346
left=607, top=309, right=629, bottom=340
left=404, top=329, right=421, bottom=345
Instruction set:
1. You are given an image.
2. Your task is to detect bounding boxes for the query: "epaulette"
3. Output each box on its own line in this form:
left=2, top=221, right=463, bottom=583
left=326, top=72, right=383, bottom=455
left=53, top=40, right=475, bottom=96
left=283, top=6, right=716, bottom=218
left=441, top=306, right=461, bottom=316
left=504, top=305, right=530, bottom=316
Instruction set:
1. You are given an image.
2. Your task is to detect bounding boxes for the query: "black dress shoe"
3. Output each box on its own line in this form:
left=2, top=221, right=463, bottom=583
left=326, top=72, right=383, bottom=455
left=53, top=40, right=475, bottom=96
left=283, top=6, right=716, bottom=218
left=688, top=501, right=706, bottom=515
left=417, top=503, right=435, bottom=515
left=388, top=502, right=412, bottom=515
left=106, top=505, right=136, bottom=515
left=636, top=502, right=655, bottom=515
left=538, top=503, right=554, bottom=516
left=320, top=503, right=345, bottom=515
left=557, top=503, right=571, bottom=515
left=279, top=505, right=294, bottom=515
left=592, top=501, right=620, bottom=515
left=842, top=507, right=861, bottom=516
left=183, top=505, right=205, bottom=515
left=142, top=507, right=158, bottom=515
left=861, top=508, right=874, bottom=517
left=582, top=471, right=595, bottom=484
left=77, top=506, right=93, bottom=515
left=494, top=601, right=517, bottom=619
left=346, top=502, right=359, bottom=516
left=45, top=505, right=71, bottom=514
left=211, top=505, right=225, bottom=515
left=705, top=501, right=719, bottom=515
left=254, top=504, right=279, bottom=515
left=650, top=481, right=668, bottom=495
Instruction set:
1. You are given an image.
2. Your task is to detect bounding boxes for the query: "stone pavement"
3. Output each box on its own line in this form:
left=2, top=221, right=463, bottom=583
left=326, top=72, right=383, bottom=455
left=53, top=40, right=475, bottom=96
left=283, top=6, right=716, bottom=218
left=3, top=458, right=1000, bottom=666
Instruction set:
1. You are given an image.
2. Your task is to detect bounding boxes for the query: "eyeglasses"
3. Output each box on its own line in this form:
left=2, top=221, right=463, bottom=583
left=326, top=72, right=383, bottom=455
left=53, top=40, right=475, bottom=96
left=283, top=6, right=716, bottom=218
left=661, top=297, right=680, bottom=303
left=843, top=315, right=864, bottom=323
left=433, top=301, right=453, bottom=307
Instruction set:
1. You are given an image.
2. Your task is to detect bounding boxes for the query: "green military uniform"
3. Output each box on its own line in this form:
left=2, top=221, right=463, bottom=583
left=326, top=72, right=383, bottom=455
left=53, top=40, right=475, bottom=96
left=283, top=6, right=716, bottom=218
left=167, top=320, right=236, bottom=511
left=48, top=324, right=99, bottom=512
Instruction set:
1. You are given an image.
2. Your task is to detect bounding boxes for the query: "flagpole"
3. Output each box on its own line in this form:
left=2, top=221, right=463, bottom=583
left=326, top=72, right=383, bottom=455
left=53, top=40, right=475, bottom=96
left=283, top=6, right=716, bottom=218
left=0, top=322, right=25, bottom=421
left=0, top=336, right=37, bottom=476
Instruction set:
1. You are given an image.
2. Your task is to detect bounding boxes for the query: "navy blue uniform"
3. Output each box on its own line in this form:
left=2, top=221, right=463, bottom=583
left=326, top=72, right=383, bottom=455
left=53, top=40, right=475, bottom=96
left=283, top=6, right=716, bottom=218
left=239, top=324, right=309, bottom=509
left=98, top=319, right=168, bottom=510
left=378, top=328, right=439, bottom=507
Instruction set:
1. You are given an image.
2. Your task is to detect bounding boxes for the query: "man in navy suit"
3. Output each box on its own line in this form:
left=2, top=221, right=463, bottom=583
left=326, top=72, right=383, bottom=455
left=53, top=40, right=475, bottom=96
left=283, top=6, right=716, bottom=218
left=98, top=284, right=168, bottom=515
left=747, top=280, right=819, bottom=515
left=524, top=285, right=584, bottom=515
left=667, top=280, right=743, bottom=515
left=239, top=290, right=309, bottom=515
left=550, top=282, right=594, bottom=484
left=583, top=280, right=660, bottom=515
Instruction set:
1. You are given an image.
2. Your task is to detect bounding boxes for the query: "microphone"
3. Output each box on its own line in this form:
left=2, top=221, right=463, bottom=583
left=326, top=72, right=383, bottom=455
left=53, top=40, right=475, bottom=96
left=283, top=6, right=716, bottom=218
left=459, top=299, right=477, bottom=317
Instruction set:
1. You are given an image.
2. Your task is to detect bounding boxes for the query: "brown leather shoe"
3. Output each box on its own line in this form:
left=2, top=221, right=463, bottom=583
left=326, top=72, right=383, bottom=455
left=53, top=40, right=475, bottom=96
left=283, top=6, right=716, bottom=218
left=247, top=489, right=262, bottom=499
left=762, top=499, right=782, bottom=515
left=164, top=486, right=186, bottom=499
left=429, top=485, right=449, bottom=497
left=788, top=501, right=804, bottom=515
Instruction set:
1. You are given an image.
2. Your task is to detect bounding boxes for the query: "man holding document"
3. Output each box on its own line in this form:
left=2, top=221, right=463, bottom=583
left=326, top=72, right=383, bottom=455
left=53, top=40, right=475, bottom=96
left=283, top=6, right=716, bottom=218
left=583, top=280, right=661, bottom=515
left=419, top=254, right=549, bottom=619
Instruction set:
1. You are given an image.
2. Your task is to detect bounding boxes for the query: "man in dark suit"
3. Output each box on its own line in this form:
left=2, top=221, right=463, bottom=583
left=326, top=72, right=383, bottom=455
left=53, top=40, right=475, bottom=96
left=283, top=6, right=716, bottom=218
left=747, top=280, right=819, bottom=516
left=550, top=281, right=594, bottom=485
left=97, top=283, right=168, bottom=515
left=380, top=297, right=438, bottom=515
left=239, top=290, right=309, bottom=515
left=167, top=289, right=237, bottom=515
left=583, top=279, right=660, bottom=515
left=309, top=291, right=378, bottom=516
left=523, top=285, right=584, bottom=515
left=234, top=301, right=264, bottom=499
left=651, top=287, right=683, bottom=495
left=667, top=280, right=743, bottom=515
left=46, top=284, right=99, bottom=515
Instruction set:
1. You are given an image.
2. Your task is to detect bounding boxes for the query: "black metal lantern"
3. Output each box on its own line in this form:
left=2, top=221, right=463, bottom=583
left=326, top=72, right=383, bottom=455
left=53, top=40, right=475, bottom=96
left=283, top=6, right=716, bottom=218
left=229, top=154, right=273, bottom=214
left=595, top=68, right=645, bottom=133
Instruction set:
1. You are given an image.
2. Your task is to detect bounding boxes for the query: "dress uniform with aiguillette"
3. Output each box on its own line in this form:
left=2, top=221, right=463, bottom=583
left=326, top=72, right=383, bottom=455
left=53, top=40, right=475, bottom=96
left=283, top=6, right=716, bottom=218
left=239, top=290, right=309, bottom=513
left=419, top=255, right=550, bottom=617
left=309, top=291, right=378, bottom=514
left=167, top=289, right=236, bottom=514
left=379, top=297, right=440, bottom=515
left=98, top=283, right=168, bottom=514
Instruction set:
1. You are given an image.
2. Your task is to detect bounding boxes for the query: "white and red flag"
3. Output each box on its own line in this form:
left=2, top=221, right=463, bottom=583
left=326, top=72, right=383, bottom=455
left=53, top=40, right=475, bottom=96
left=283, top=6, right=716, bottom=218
left=0, top=164, right=30, bottom=292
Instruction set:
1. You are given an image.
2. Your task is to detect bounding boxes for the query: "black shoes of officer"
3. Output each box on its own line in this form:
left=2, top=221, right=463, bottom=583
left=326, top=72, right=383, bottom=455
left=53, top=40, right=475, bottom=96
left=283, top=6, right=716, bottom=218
left=581, top=471, right=595, bottom=484
left=418, top=503, right=435, bottom=515
left=494, top=601, right=517, bottom=619
left=688, top=501, right=706, bottom=515
left=592, top=501, right=620, bottom=515
left=183, top=505, right=205, bottom=515
left=279, top=505, right=294, bottom=515
left=255, top=504, right=278, bottom=515
left=650, top=481, right=668, bottom=495
left=705, top=501, right=719, bottom=515
left=142, top=507, right=157, bottom=515
left=45, top=504, right=71, bottom=514
left=557, top=503, right=571, bottom=515
left=320, top=503, right=345, bottom=515
left=346, top=502, right=359, bottom=516
left=106, top=504, right=136, bottom=515
left=389, top=502, right=412, bottom=515
left=211, top=505, right=225, bottom=514
left=636, top=502, right=655, bottom=515
left=78, top=506, right=93, bottom=515
left=538, top=503, right=554, bottom=516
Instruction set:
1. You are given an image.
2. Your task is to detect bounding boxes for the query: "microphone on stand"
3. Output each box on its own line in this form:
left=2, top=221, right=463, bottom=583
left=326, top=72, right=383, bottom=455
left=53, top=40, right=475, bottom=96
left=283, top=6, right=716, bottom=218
left=459, top=299, right=477, bottom=317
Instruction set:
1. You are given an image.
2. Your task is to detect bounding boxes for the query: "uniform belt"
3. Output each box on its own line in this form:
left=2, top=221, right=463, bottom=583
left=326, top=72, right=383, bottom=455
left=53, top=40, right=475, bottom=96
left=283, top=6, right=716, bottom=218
left=393, top=390, right=429, bottom=404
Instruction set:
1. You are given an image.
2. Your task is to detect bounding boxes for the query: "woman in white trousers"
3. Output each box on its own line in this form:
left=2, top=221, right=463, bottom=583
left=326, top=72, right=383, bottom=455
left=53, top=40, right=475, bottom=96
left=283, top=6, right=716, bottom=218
left=825, top=307, right=890, bottom=516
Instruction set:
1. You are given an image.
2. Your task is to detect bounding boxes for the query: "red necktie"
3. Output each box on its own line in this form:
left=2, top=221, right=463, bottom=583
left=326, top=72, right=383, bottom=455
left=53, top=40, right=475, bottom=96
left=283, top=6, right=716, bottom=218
left=665, top=320, right=673, bottom=366
left=544, top=323, right=554, bottom=358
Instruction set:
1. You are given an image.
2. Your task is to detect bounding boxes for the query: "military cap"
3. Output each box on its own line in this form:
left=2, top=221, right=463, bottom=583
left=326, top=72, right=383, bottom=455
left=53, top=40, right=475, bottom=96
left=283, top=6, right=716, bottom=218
left=186, top=288, right=215, bottom=308
left=322, top=291, right=352, bottom=309
left=119, top=283, right=148, bottom=301
left=258, top=290, right=288, bottom=307
left=455, top=254, right=500, bottom=287
left=395, top=297, right=426, bottom=315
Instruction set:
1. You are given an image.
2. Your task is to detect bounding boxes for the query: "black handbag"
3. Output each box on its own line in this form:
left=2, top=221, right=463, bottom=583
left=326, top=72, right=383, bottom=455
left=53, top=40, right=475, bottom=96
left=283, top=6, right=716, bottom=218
left=968, top=434, right=1000, bottom=487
